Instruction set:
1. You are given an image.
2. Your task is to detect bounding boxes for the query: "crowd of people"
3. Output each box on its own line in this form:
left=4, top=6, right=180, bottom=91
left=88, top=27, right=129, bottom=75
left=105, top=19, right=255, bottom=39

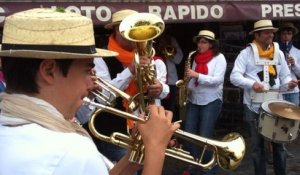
left=0, top=7, right=299, bottom=175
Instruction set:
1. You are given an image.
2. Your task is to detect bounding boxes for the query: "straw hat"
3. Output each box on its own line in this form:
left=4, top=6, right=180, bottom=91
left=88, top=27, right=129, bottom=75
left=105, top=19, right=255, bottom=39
left=249, top=19, right=278, bottom=35
left=193, top=30, right=215, bottom=43
left=0, top=8, right=118, bottom=59
left=279, top=22, right=299, bottom=35
left=104, top=9, right=138, bottom=29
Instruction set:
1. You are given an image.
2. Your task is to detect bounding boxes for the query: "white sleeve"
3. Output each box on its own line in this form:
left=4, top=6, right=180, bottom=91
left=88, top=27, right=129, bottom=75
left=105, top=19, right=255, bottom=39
left=197, top=54, right=227, bottom=86
left=94, top=57, right=132, bottom=91
left=230, top=50, right=256, bottom=89
left=278, top=51, right=292, bottom=85
left=154, top=59, right=169, bottom=99
left=290, top=47, right=300, bottom=77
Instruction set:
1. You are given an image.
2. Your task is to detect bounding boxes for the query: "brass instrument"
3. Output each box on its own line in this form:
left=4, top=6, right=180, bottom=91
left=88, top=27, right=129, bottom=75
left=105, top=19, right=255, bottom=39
left=176, top=51, right=196, bottom=107
left=162, top=45, right=177, bottom=59
left=84, top=97, right=246, bottom=171
left=285, top=41, right=291, bottom=69
left=91, top=76, right=140, bottom=111
left=119, top=12, right=165, bottom=112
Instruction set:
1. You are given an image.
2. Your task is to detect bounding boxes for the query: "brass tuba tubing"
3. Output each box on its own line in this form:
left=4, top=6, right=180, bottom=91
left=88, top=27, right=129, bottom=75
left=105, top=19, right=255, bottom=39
left=84, top=97, right=246, bottom=171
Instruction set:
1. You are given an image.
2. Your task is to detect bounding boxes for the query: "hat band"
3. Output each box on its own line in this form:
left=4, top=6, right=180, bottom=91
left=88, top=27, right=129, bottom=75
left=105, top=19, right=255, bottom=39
left=201, top=35, right=214, bottom=40
left=2, top=44, right=97, bottom=54
left=254, top=25, right=274, bottom=30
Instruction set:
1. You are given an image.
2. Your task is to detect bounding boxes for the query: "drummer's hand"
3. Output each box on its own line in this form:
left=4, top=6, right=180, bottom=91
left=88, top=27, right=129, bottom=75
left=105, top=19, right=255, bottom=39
left=252, top=82, right=265, bottom=92
left=288, top=79, right=298, bottom=89
left=137, top=105, right=180, bottom=150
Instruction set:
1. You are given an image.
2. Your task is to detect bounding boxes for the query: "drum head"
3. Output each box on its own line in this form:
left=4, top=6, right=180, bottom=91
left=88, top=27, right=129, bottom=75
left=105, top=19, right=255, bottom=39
left=269, top=102, right=300, bottom=120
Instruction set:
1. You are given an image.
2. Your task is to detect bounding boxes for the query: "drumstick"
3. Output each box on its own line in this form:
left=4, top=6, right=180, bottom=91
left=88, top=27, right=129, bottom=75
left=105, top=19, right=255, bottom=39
left=279, top=79, right=300, bottom=88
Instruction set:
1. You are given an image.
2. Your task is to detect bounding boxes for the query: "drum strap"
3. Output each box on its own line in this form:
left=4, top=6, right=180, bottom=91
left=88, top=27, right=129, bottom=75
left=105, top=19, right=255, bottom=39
left=250, top=42, right=280, bottom=89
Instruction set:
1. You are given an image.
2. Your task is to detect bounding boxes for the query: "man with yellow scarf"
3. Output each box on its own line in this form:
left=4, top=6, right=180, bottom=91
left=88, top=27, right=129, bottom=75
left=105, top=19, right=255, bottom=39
left=83, top=9, right=169, bottom=164
left=230, top=20, right=298, bottom=175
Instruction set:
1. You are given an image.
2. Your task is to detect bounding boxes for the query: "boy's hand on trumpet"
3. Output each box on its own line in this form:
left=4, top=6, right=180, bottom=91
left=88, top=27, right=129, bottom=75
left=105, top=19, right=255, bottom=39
left=88, top=68, right=101, bottom=99
left=137, top=105, right=180, bottom=151
left=137, top=105, right=180, bottom=175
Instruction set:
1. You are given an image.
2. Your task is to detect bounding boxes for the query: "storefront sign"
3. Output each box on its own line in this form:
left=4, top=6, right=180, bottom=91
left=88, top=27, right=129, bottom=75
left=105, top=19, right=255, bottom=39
left=0, top=1, right=299, bottom=26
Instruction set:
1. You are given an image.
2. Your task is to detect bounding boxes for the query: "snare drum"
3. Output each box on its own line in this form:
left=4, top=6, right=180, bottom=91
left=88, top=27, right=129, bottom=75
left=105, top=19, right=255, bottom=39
left=258, top=100, right=300, bottom=143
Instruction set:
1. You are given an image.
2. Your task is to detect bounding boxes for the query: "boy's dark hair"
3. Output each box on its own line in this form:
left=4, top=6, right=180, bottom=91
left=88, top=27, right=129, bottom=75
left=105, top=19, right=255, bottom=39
left=1, top=57, right=73, bottom=94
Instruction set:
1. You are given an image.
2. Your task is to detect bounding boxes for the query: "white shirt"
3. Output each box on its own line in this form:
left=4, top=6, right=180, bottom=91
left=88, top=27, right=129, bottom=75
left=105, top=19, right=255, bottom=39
left=154, top=58, right=169, bottom=105
left=282, top=45, right=300, bottom=94
left=165, top=37, right=183, bottom=85
left=188, top=53, right=227, bottom=105
left=0, top=97, right=108, bottom=175
left=94, top=57, right=169, bottom=105
left=230, top=45, right=292, bottom=113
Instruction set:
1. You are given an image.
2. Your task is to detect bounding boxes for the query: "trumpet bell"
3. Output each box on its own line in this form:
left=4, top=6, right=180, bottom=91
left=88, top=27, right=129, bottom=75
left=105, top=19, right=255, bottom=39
left=119, top=12, right=165, bottom=42
left=217, top=132, right=246, bottom=171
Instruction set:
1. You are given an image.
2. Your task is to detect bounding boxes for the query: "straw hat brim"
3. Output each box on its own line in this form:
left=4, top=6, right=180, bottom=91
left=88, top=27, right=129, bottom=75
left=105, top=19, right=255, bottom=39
left=0, top=45, right=118, bottom=59
left=193, top=35, right=215, bottom=43
left=249, top=27, right=278, bottom=35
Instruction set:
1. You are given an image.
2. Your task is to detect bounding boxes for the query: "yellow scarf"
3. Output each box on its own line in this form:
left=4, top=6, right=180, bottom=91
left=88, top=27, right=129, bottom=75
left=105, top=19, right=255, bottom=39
left=253, top=40, right=276, bottom=76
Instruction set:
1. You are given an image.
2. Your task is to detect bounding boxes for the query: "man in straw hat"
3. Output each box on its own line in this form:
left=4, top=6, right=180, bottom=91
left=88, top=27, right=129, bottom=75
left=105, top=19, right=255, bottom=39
left=87, top=9, right=170, bottom=163
left=230, top=19, right=298, bottom=175
left=0, top=8, right=179, bottom=175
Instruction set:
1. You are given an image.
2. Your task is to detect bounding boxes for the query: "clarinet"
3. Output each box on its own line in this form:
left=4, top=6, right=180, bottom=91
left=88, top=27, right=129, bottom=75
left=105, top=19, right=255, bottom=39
left=285, top=41, right=291, bottom=69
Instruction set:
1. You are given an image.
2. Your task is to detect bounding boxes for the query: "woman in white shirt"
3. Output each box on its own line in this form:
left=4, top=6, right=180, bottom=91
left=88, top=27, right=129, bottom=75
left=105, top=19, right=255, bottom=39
left=184, top=30, right=227, bottom=175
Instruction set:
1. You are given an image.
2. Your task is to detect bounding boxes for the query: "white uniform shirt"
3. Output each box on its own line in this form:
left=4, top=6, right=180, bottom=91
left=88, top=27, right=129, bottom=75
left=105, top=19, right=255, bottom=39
left=0, top=97, right=108, bottom=175
left=94, top=57, right=169, bottom=105
left=230, top=45, right=292, bottom=113
left=282, top=45, right=300, bottom=94
left=188, top=53, right=227, bottom=105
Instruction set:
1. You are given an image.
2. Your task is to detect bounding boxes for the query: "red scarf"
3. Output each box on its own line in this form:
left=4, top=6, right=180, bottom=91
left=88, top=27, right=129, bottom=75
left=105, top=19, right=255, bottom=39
left=194, top=50, right=214, bottom=86
left=194, top=49, right=214, bottom=74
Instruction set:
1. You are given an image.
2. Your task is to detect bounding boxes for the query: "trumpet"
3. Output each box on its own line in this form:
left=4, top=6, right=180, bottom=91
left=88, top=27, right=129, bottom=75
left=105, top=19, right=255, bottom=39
left=90, top=76, right=141, bottom=112
left=84, top=97, right=246, bottom=171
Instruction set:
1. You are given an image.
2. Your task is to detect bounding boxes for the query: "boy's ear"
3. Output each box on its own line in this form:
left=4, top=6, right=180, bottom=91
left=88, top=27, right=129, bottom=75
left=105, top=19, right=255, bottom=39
left=38, top=59, right=56, bottom=84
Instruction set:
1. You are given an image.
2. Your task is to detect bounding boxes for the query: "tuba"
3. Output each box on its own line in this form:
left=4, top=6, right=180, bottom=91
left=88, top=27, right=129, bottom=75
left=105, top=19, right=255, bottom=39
left=84, top=97, right=246, bottom=171
left=119, top=12, right=165, bottom=112
left=176, top=51, right=196, bottom=108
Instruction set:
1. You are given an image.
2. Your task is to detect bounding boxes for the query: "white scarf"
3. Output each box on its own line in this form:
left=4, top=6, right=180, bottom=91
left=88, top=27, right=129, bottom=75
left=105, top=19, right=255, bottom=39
left=0, top=93, right=90, bottom=138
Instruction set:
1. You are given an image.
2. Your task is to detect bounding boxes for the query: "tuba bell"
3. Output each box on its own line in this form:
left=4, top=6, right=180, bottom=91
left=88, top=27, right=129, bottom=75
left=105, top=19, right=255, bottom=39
left=119, top=12, right=165, bottom=112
